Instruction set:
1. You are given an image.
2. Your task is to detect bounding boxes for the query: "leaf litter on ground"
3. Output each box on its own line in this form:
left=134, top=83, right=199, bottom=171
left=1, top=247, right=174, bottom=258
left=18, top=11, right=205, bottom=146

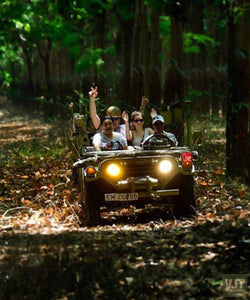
left=0, top=99, right=249, bottom=299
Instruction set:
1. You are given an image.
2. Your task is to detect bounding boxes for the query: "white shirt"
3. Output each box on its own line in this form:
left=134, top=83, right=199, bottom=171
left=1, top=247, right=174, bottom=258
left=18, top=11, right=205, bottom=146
left=93, top=131, right=128, bottom=150
left=131, top=128, right=153, bottom=146
left=96, top=124, right=126, bottom=138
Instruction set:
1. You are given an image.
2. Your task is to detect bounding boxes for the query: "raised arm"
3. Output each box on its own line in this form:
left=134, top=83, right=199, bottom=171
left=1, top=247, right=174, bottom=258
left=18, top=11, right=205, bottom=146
left=89, top=86, right=101, bottom=130
left=150, top=107, right=157, bottom=119
left=139, top=96, right=149, bottom=115
left=122, top=111, right=132, bottom=141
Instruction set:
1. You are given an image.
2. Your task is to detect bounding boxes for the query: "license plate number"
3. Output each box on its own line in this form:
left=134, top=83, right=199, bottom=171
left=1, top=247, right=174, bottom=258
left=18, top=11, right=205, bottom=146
left=104, top=193, right=138, bottom=201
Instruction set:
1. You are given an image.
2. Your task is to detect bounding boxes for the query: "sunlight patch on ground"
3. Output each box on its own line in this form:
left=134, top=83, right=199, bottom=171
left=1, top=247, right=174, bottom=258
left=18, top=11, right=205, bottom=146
left=0, top=121, right=51, bottom=145
left=0, top=109, right=10, bottom=119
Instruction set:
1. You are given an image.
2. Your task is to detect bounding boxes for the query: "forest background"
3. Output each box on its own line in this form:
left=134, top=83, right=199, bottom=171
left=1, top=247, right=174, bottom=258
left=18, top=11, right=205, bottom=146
left=0, top=1, right=249, bottom=298
left=0, top=0, right=249, bottom=179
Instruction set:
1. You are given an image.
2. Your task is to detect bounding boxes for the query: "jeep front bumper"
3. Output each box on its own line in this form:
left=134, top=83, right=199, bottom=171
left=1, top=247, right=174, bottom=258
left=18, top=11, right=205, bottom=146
left=112, top=176, right=179, bottom=201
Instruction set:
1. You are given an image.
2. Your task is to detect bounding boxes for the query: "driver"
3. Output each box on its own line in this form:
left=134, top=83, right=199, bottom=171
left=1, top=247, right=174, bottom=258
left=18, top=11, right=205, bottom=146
left=92, top=116, right=128, bottom=151
left=142, top=115, right=178, bottom=147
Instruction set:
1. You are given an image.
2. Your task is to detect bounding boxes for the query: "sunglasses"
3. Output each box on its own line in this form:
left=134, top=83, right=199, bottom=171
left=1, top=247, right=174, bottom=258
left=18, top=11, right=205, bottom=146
left=154, top=122, right=163, bottom=126
left=133, top=119, right=144, bottom=123
left=112, top=117, right=121, bottom=121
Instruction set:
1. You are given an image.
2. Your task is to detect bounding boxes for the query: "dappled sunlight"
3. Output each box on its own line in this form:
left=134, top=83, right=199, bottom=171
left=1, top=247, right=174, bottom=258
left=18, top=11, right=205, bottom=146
left=0, top=121, right=51, bottom=145
left=0, top=101, right=249, bottom=299
left=0, top=105, right=248, bottom=233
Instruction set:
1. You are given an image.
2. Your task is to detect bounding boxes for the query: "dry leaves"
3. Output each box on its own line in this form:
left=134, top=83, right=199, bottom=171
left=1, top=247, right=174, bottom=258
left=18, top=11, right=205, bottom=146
left=0, top=103, right=249, bottom=299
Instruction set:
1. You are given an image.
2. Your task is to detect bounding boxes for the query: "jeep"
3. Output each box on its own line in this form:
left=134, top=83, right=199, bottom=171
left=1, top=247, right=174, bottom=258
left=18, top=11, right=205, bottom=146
left=69, top=106, right=198, bottom=226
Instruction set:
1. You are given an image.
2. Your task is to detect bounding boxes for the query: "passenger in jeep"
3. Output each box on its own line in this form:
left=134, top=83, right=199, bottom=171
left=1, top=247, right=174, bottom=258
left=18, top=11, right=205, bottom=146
left=92, top=116, right=128, bottom=151
left=89, top=86, right=149, bottom=138
left=142, top=115, right=178, bottom=147
left=122, top=110, right=154, bottom=146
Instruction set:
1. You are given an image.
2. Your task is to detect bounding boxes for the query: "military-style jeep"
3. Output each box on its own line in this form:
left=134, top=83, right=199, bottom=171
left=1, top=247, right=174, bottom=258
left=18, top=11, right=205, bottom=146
left=69, top=106, right=198, bottom=226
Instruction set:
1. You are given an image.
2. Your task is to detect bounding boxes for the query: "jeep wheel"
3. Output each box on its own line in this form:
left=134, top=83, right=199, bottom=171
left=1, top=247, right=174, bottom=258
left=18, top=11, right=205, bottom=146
left=173, top=176, right=196, bottom=218
left=76, top=168, right=85, bottom=225
left=85, top=182, right=101, bottom=226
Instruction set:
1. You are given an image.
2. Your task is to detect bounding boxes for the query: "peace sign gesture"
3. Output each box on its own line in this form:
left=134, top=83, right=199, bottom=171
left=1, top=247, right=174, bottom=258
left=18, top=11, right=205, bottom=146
left=89, top=86, right=98, bottom=101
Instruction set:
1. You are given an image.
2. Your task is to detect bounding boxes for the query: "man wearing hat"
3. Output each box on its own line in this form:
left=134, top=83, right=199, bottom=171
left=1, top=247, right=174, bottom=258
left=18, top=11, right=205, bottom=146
left=142, top=114, right=178, bottom=147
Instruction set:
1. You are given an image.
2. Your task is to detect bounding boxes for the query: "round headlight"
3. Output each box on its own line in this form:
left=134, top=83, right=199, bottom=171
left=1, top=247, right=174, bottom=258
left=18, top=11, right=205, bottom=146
left=159, top=160, right=172, bottom=173
left=107, top=163, right=121, bottom=176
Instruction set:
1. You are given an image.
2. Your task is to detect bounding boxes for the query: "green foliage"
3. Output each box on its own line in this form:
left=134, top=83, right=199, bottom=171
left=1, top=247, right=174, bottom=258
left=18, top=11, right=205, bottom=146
left=159, top=16, right=171, bottom=58
left=145, top=0, right=169, bottom=10
left=232, top=102, right=249, bottom=113
left=160, top=16, right=171, bottom=37
left=184, top=32, right=217, bottom=54
left=0, top=0, right=245, bottom=130
left=61, top=31, right=82, bottom=58
left=73, top=90, right=90, bottom=115
left=13, top=19, right=31, bottom=32
left=62, top=33, right=80, bottom=47
left=0, top=71, right=12, bottom=88
left=109, top=0, right=134, bottom=22
left=74, top=8, right=88, bottom=19
left=184, top=87, right=203, bottom=103
left=76, top=46, right=115, bottom=74
left=0, top=42, right=24, bottom=91
left=11, top=139, right=67, bottom=163
left=216, top=17, right=227, bottom=35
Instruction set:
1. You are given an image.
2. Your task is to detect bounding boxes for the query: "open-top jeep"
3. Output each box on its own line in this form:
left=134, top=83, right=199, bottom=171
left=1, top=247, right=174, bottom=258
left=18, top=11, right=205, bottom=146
left=69, top=106, right=198, bottom=226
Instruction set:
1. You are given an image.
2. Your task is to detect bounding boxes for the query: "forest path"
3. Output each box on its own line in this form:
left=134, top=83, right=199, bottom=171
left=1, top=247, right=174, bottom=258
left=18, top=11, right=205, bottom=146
left=0, top=96, right=249, bottom=299
left=0, top=97, right=51, bottom=147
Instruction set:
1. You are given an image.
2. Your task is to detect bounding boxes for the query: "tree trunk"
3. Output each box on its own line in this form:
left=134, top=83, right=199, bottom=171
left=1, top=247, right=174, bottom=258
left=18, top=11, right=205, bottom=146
left=164, top=16, right=185, bottom=144
left=148, top=8, right=162, bottom=107
left=21, top=45, right=34, bottom=95
left=116, top=15, right=134, bottom=106
left=129, top=0, right=147, bottom=107
left=226, top=0, right=249, bottom=181
left=37, top=38, right=52, bottom=98
left=164, top=16, right=184, bottom=104
left=129, top=0, right=140, bottom=104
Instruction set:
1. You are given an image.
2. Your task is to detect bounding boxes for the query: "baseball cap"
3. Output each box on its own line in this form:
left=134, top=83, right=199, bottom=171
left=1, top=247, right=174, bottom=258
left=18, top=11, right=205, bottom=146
left=152, top=115, right=164, bottom=124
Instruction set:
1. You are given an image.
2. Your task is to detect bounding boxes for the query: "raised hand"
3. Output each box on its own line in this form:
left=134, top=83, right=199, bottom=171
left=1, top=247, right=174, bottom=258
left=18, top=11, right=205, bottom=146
left=122, top=111, right=129, bottom=123
left=150, top=107, right=157, bottom=119
left=89, top=86, right=98, bottom=100
left=140, top=96, right=149, bottom=110
left=89, top=86, right=100, bottom=129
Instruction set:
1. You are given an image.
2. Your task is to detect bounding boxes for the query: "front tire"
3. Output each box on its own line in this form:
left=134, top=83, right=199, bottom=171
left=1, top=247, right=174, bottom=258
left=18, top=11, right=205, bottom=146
left=173, top=176, right=196, bottom=218
left=85, top=182, right=101, bottom=226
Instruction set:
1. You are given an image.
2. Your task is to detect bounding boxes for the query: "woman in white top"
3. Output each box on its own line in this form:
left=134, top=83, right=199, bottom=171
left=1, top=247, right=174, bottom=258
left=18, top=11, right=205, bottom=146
left=122, top=111, right=154, bottom=146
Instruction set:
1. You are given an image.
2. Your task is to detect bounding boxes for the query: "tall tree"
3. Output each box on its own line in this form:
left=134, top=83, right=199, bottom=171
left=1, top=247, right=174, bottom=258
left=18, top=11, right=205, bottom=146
left=129, top=0, right=147, bottom=105
left=148, top=7, right=162, bottom=107
left=163, top=1, right=188, bottom=144
left=164, top=1, right=186, bottom=105
left=115, top=1, right=135, bottom=105
left=226, top=0, right=249, bottom=181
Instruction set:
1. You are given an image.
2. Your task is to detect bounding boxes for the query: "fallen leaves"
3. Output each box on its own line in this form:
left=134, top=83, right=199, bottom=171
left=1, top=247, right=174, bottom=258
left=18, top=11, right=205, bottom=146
left=200, top=251, right=218, bottom=262
left=0, top=116, right=83, bottom=232
left=0, top=103, right=249, bottom=299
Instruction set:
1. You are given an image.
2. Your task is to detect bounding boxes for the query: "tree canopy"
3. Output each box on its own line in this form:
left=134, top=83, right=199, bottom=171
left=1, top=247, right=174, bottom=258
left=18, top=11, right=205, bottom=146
left=0, top=0, right=249, bottom=180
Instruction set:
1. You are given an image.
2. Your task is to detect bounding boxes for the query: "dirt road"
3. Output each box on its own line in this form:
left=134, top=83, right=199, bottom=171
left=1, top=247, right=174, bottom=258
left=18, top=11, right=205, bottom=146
left=0, top=97, right=249, bottom=299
